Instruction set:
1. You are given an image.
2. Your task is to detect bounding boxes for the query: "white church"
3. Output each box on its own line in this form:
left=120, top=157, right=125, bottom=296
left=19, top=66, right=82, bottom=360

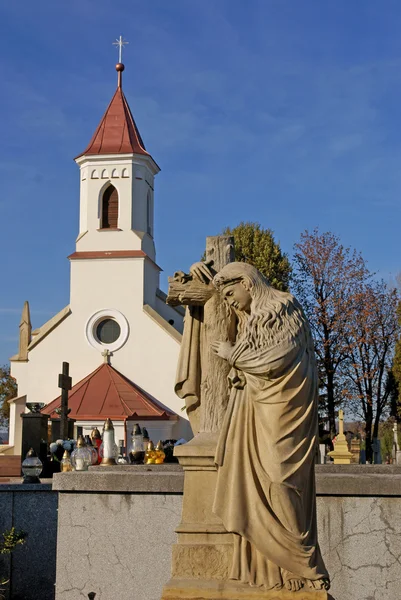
left=3, top=60, right=192, bottom=455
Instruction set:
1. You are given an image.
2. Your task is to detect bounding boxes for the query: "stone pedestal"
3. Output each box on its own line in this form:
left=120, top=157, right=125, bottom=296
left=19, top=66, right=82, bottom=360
left=162, top=579, right=330, bottom=599
left=165, top=433, right=233, bottom=585
left=161, top=434, right=329, bottom=600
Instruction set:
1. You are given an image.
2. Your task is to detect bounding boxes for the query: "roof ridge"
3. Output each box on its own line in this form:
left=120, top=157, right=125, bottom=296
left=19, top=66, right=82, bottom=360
left=76, top=379, right=90, bottom=414
left=106, top=364, right=147, bottom=416
left=99, top=380, right=112, bottom=414
left=121, top=90, right=147, bottom=154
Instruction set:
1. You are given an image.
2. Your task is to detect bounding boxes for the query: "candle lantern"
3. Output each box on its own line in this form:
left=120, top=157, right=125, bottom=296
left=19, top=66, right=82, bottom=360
left=145, top=441, right=156, bottom=464
left=129, top=424, right=144, bottom=464
left=155, top=441, right=166, bottom=464
left=117, top=439, right=128, bottom=464
left=61, top=450, right=73, bottom=472
left=91, top=427, right=102, bottom=465
left=22, top=448, right=43, bottom=484
left=71, top=436, right=92, bottom=471
left=85, top=435, right=99, bottom=465
left=100, top=418, right=118, bottom=466
left=142, top=427, right=150, bottom=446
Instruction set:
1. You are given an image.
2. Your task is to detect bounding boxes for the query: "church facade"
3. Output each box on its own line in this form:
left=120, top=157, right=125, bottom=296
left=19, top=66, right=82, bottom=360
left=5, top=62, right=191, bottom=455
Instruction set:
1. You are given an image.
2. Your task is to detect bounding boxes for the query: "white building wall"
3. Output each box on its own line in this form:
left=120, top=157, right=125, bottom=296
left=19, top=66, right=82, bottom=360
left=11, top=256, right=190, bottom=444
left=155, top=296, right=184, bottom=332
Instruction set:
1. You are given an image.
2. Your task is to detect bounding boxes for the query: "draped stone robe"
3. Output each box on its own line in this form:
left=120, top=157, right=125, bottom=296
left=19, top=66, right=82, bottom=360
left=213, top=308, right=329, bottom=589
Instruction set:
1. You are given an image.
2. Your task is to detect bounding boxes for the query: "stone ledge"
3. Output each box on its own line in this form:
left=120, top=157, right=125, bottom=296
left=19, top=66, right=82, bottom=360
left=315, top=472, right=401, bottom=495
left=315, top=464, right=401, bottom=474
left=0, top=480, right=54, bottom=491
left=52, top=464, right=401, bottom=496
left=52, top=467, right=184, bottom=493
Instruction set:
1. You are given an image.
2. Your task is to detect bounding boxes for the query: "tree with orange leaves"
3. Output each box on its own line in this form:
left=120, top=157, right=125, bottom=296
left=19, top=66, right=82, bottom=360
left=292, top=229, right=370, bottom=435
left=342, top=281, right=399, bottom=462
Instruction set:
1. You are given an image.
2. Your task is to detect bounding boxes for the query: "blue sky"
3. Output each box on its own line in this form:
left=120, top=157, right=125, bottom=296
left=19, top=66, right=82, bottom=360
left=1, top=0, right=401, bottom=365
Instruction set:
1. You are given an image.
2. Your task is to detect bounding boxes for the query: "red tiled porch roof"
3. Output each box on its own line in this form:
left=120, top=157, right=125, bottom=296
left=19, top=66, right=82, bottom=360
left=43, top=363, right=177, bottom=421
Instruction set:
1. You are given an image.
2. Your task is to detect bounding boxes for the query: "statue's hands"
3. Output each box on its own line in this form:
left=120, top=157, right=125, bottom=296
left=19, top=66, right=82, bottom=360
left=211, top=341, right=233, bottom=361
left=190, top=261, right=214, bottom=283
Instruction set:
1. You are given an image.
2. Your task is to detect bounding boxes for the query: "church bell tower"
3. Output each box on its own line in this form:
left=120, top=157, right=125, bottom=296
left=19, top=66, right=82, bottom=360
left=69, top=56, right=163, bottom=313
left=74, top=61, right=160, bottom=261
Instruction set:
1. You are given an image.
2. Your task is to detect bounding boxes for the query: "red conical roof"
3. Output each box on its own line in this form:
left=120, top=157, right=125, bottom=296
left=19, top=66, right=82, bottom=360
left=43, top=363, right=177, bottom=421
left=76, top=64, right=154, bottom=160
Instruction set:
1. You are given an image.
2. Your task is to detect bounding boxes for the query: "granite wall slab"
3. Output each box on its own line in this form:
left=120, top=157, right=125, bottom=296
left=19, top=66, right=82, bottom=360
left=0, top=483, right=57, bottom=600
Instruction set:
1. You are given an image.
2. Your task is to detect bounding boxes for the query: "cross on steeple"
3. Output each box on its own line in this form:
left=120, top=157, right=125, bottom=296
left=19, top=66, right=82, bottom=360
left=113, top=35, right=129, bottom=64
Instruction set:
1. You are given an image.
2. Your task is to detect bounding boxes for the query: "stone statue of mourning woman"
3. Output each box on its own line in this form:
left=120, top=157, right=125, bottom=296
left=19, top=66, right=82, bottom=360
left=163, top=251, right=330, bottom=599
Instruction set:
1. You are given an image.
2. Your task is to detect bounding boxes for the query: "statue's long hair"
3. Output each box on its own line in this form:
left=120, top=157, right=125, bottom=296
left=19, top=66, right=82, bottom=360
left=213, top=262, right=312, bottom=354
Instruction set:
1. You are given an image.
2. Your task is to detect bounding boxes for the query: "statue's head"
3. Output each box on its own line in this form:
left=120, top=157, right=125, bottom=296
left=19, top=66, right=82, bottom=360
left=214, top=262, right=309, bottom=350
left=213, top=262, right=269, bottom=313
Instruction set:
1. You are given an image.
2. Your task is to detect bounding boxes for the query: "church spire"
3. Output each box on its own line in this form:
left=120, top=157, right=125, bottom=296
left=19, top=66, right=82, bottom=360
left=18, top=301, right=32, bottom=361
left=75, top=54, right=157, bottom=163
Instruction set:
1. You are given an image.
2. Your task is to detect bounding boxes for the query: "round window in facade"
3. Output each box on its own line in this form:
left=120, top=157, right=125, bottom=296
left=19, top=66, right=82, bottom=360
left=85, top=309, right=129, bottom=352
left=96, top=319, right=121, bottom=344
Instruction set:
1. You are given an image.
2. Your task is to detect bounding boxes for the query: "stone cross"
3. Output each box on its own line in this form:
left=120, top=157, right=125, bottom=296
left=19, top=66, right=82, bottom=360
left=327, top=408, right=352, bottom=464
left=338, top=409, right=344, bottom=436
left=58, top=362, right=72, bottom=440
left=393, top=422, right=400, bottom=453
left=167, top=236, right=235, bottom=433
left=102, top=349, right=111, bottom=364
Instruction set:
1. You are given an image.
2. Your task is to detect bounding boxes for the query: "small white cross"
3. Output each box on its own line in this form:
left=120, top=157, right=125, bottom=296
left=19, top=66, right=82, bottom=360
left=102, top=349, right=111, bottom=364
left=113, top=35, right=129, bottom=63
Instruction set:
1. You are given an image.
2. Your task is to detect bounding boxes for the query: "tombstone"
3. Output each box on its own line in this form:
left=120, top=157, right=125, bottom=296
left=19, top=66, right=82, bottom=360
left=327, top=409, right=352, bottom=464
left=392, top=422, right=401, bottom=465
left=21, top=410, right=49, bottom=468
left=350, top=438, right=361, bottom=464
left=372, top=438, right=382, bottom=464
left=50, top=417, right=75, bottom=442
left=58, top=362, right=72, bottom=440
left=319, top=443, right=326, bottom=464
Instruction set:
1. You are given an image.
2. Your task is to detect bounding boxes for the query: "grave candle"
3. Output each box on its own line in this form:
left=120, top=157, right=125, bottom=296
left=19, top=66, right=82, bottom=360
left=71, top=436, right=92, bottom=471
left=101, top=418, right=117, bottom=466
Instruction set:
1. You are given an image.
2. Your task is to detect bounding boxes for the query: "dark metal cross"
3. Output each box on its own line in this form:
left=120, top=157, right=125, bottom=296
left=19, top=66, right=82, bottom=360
left=58, top=361, right=72, bottom=440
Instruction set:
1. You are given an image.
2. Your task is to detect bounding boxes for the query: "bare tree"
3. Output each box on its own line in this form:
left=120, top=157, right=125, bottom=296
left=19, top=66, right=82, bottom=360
left=343, top=281, right=399, bottom=461
left=292, top=229, right=370, bottom=434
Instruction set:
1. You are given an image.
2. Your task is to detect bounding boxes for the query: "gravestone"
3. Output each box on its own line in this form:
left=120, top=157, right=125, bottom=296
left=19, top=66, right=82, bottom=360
left=350, top=438, right=361, bottom=464
left=327, top=410, right=352, bottom=464
left=50, top=417, right=75, bottom=442
left=372, top=438, right=382, bottom=464
left=21, top=411, right=49, bottom=467
left=58, top=361, right=72, bottom=440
